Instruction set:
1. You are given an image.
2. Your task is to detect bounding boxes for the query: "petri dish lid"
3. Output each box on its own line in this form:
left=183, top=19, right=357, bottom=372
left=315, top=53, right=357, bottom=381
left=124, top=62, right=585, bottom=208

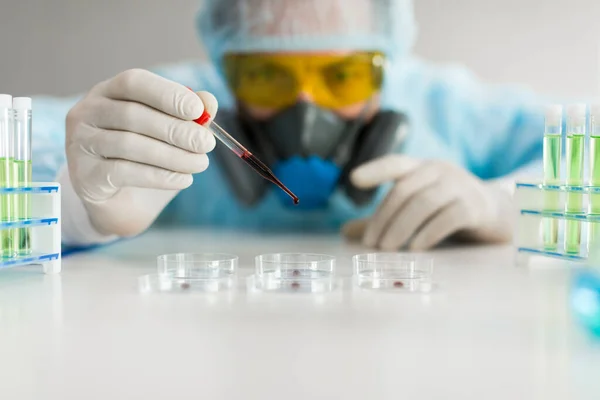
left=255, top=253, right=335, bottom=279
left=157, top=253, right=237, bottom=278
left=251, top=253, right=337, bottom=293
left=353, top=253, right=434, bottom=292
left=139, top=253, right=238, bottom=293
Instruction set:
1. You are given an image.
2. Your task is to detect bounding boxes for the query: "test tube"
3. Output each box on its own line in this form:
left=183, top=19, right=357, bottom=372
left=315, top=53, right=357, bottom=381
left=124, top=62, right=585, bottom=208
left=589, top=105, right=600, bottom=250
left=542, top=105, right=563, bottom=251
left=13, top=97, right=32, bottom=255
left=564, top=104, right=586, bottom=254
left=0, top=94, right=14, bottom=258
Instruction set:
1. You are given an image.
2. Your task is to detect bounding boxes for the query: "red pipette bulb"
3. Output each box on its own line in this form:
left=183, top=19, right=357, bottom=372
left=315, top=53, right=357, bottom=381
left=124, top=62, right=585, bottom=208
left=196, top=110, right=211, bottom=125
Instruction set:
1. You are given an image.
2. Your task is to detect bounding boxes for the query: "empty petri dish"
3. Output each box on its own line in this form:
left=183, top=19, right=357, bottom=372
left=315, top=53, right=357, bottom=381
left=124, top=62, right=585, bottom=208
left=251, top=253, right=337, bottom=293
left=139, top=253, right=238, bottom=293
left=353, top=253, right=433, bottom=292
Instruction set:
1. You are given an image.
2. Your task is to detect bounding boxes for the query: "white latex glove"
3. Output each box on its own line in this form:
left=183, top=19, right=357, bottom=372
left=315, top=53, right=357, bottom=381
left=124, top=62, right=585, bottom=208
left=65, top=69, right=217, bottom=238
left=342, top=155, right=514, bottom=250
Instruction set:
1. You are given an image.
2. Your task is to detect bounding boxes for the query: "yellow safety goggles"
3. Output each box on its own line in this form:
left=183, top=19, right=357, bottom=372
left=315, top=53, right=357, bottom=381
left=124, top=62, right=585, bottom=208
left=223, top=52, right=385, bottom=110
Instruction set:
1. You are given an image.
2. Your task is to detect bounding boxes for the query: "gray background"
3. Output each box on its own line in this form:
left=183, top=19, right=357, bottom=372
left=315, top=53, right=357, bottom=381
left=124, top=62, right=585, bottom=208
left=0, top=0, right=599, bottom=98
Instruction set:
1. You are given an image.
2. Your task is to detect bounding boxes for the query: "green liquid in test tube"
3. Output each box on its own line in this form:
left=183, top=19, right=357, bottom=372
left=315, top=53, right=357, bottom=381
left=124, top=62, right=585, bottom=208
left=13, top=97, right=32, bottom=256
left=564, top=104, right=586, bottom=254
left=0, top=94, right=15, bottom=258
left=542, top=105, right=563, bottom=251
left=589, top=105, right=600, bottom=251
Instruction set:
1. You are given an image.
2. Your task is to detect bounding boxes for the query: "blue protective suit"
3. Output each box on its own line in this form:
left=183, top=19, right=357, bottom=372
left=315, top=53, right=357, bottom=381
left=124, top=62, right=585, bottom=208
left=30, top=0, right=545, bottom=241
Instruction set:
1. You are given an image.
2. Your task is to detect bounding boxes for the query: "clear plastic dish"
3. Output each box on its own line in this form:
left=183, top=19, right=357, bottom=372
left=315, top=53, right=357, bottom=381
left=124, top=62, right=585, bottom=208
left=353, top=253, right=433, bottom=292
left=251, top=253, right=337, bottom=293
left=139, top=253, right=238, bottom=293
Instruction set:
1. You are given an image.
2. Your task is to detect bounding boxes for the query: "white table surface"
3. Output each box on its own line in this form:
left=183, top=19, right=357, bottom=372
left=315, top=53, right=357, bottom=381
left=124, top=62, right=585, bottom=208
left=1, top=228, right=599, bottom=400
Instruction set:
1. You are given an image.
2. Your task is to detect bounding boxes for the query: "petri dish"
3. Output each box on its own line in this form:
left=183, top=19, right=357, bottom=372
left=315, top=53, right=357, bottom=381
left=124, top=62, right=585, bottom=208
left=353, top=253, right=433, bottom=292
left=251, top=253, right=337, bottom=293
left=139, top=253, right=238, bottom=293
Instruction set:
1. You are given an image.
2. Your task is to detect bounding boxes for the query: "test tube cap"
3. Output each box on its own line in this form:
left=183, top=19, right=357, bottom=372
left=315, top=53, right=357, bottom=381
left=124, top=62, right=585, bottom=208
left=567, top=103, right=587, bottom=123
left=12, top=97, right=32, bottom=110
left=0, top=94, right=12, bottom=109
left=544, top=104, right=563, bottom=125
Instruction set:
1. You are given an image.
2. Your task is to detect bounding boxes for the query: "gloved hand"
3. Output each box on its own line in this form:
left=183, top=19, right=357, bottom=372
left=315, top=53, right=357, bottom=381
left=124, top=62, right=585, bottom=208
left=342, top=155, right=514, bottom=250
left=65, top=69, right=217, bottom=237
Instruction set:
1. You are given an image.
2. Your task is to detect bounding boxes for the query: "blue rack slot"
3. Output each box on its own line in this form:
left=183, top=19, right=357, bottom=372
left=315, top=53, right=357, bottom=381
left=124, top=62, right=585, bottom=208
left=520, top=209, right=600, bottom=222
left=0, top=253, right=60, bottom=269
left=516, top=183, right=600, bottom=194
left=0, top=217, right=58, bottom=229
left=0, top=185, right=59, bottom=194
left=518, top=247, right=587, bottom=262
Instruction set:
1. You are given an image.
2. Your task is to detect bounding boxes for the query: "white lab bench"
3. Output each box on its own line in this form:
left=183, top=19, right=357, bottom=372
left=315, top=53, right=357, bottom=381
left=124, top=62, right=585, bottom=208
left=0, top=228, right=598, bottom=400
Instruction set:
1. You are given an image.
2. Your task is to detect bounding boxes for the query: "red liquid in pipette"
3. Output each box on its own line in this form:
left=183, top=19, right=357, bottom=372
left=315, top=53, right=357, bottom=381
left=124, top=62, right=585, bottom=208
left=241, top=151, right=299, bottom=205
left=190, top=99, right=299, bottom=205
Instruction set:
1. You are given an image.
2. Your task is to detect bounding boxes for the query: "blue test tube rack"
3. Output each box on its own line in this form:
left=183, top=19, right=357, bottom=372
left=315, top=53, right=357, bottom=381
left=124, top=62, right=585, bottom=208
left=0, top=182, right=61, bottom=274
left=515, top=182, right=600, bottom=267
left=515, top=182, right=600, bottom=339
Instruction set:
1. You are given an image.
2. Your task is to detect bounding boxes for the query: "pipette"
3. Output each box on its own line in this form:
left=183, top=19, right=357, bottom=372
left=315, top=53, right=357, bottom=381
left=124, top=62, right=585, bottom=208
left=193, top=109, right=299, bottom=205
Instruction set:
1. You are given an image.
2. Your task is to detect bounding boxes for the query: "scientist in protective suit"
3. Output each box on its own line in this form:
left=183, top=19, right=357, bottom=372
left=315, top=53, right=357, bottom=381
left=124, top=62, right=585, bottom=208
left=31, top=0, right=544, bottom=251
